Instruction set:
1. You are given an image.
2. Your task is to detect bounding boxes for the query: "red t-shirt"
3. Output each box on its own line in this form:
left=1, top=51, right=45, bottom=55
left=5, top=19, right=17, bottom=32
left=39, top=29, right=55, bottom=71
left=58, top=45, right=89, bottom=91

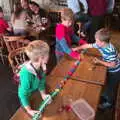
left=0, top=18, right=9, bottom=34
left=56, top=24, right=74, bottom=47
left=87, top=0, right=107, bottom=16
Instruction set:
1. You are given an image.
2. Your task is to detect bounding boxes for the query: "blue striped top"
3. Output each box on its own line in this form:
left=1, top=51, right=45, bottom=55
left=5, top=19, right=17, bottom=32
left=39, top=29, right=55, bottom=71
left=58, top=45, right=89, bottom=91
left=92, top=43, right=120, bottom=73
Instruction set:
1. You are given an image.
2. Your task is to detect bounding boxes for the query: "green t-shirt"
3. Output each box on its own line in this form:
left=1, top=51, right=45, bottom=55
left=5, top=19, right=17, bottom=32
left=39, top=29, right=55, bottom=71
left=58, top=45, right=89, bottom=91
left=18, top=66, right=46, bottom=107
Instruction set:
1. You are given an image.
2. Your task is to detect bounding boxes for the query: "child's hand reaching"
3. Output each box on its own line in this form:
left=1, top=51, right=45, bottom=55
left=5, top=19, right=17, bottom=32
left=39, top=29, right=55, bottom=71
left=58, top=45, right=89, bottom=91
left=72, top=47, right=79, bottom=51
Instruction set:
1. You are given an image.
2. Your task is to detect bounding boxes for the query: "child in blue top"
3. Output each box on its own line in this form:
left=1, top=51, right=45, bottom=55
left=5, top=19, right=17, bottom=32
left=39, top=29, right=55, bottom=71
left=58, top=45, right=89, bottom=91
left=73, top=28, right=120, bottom=109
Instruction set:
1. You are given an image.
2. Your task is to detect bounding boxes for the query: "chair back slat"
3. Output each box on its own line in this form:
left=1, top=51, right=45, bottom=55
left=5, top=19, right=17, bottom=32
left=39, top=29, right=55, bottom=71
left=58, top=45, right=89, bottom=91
left=8, top=47, right=29, bottom=73
left=0, top=35, right=4, bottom=48
left=47, top=10, right=62, bottom=42
left=3, top=36, right=29, bottom=53
left=0, top=35, right=7, bottom=64
left=48, top=10, right=61, bottom=24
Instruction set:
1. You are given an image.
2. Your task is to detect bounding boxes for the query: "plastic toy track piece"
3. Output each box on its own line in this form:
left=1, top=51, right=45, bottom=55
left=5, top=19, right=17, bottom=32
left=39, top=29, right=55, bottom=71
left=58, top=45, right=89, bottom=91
left=32, top=112, right=41, bottom=120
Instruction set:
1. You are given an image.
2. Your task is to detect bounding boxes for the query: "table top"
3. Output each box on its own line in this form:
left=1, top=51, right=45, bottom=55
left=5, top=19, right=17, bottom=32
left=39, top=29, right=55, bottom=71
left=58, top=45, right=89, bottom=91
left=26, top=25, right=48, bottom=40
left=10, top=76, right=102, bottom=120
left=50, top=49, right=107, bottom=86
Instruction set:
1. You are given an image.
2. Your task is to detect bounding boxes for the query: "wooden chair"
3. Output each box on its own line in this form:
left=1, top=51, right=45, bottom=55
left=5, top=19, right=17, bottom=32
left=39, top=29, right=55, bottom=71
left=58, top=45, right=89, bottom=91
left=47, top=10, right=62, bottom=46
left=8, top=47, right=28, bottom=73
left=3, top=36, right=29, bottom=53
left=75, top=21, right=83, bottom=37
left=57, top=0, right=67, bottom=7
left=48, top=10, right=61, bottom=36
left=48, top=10, right=61, bottom=25
left=0, top=35, right=7, bottom=64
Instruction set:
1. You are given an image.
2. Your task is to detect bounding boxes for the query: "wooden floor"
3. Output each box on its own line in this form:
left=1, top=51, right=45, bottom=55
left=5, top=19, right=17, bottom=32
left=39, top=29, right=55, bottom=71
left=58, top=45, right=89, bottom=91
left=111, top=30, right=120, bottom=52
left=0, top=30, right=120, bottom=120
left=0, top=63, right=19, bottom=120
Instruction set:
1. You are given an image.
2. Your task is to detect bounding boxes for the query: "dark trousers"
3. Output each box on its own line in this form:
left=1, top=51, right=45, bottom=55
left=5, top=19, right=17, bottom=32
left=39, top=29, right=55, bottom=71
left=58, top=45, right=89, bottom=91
left=89, top=16, right=105, bottom=43
left=74, top=12, right=91, bottom=35
left=103, top=70, right=120, bottom=105
left=74, top=12, right=89, bottom=23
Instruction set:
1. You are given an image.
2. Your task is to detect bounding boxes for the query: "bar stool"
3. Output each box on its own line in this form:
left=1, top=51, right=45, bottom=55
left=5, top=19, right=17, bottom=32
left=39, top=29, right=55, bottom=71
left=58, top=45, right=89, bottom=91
left=8, top=47, right=28, bottom=74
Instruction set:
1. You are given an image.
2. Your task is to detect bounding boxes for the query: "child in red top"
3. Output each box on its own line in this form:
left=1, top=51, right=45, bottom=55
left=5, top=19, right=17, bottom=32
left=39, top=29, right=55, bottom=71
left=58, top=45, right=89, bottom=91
left=55, top=8, right=87, bottom=62
left=0, top=7, right=11, bottom=35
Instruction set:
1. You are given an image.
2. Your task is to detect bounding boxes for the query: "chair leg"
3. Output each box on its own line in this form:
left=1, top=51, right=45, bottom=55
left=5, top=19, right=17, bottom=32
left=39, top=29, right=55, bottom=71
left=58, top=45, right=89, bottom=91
left=0, top=51, right=8, bottom=64
left=0, top=53, right=4, bottom=64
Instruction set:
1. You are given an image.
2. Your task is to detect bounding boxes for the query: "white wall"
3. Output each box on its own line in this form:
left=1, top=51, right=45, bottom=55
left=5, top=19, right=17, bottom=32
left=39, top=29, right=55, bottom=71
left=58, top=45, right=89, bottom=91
left=0, top=0, right=11, bottom=20
left=31, top=0, right=66, bottom=10
left=0, top=0, right=67, bottom=20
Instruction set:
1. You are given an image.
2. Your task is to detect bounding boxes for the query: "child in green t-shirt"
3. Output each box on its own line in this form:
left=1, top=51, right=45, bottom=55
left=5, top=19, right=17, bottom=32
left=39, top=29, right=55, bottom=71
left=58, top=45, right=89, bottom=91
left=18, top=40, right=52, bottom=116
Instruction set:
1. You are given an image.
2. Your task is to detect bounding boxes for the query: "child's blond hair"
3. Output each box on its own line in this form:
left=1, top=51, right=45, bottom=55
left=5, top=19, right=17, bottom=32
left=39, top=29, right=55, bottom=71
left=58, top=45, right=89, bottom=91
left=95, top=28, right=111, bottom=43
left=25, top=40, right=49, bottom=62
left=61, top=8, right=74, bottom=21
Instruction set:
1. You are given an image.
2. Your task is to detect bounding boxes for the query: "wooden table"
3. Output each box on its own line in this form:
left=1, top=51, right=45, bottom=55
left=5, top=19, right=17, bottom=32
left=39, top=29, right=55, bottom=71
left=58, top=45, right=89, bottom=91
left=10, top=48, right=107, bottom=120
left=26, top=25, right=47, bottom=39
left=50, top=50, right=107, bottom=86
left=10, top=76, right=102, bottom=120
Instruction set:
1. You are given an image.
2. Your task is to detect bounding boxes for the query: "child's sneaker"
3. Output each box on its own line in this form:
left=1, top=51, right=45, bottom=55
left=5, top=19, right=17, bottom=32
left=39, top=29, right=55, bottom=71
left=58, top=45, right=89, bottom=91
left=98, top=102, right=112, bottom=110
left=100, top=95, right=109, bottom=103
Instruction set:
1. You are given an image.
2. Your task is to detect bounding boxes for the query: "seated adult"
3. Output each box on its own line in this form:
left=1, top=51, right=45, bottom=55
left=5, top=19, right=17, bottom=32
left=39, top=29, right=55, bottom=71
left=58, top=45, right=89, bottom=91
left=11, top=8, right=28, bottom=36
left=20, top=0, right=33, bottom=23
left=29, top=1, right=49, bottom=32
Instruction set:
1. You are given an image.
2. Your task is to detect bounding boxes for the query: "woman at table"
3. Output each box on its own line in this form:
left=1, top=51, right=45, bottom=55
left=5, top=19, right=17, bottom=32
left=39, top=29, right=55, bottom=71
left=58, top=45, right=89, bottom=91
left=29, top=1, right=49, bottom=32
